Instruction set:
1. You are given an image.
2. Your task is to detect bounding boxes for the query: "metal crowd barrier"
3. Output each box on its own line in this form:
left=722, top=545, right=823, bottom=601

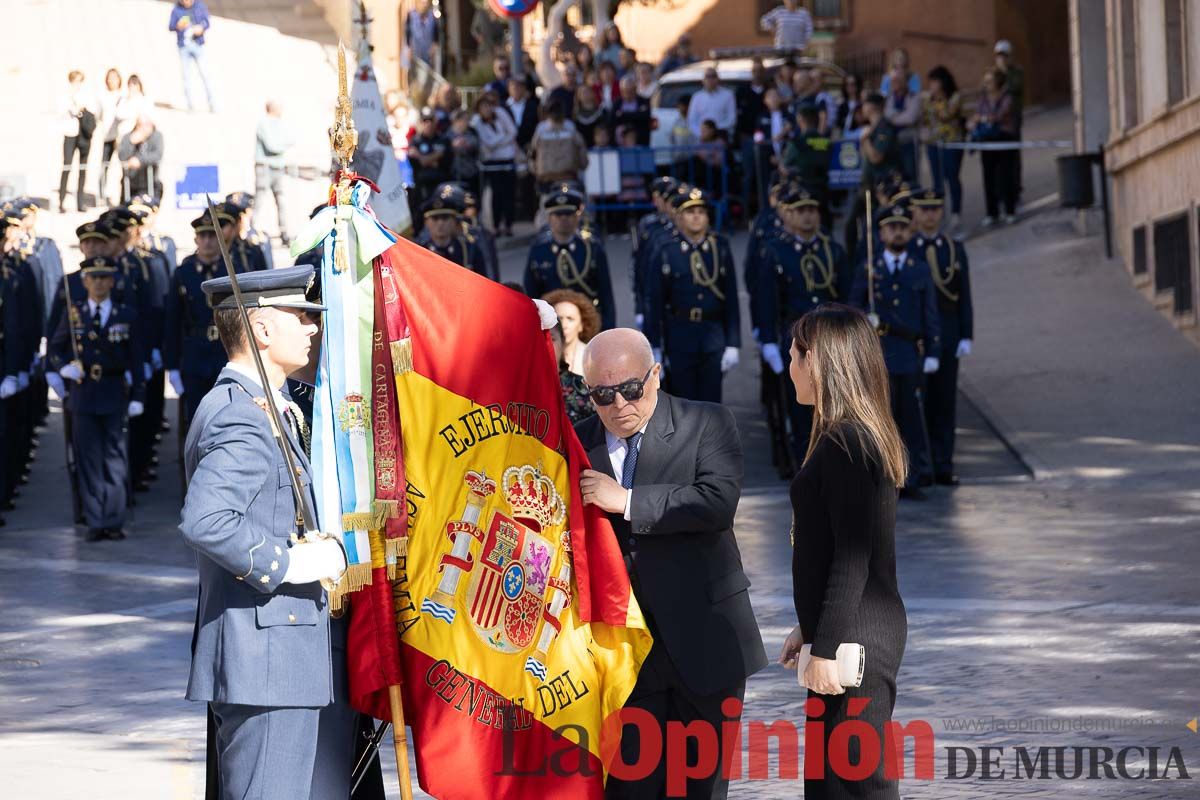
left=583, top=144, right=731, bottom=230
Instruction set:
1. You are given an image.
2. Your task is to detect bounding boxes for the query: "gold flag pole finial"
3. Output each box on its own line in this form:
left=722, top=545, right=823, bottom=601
left=330, top=41, right=358, bottom=172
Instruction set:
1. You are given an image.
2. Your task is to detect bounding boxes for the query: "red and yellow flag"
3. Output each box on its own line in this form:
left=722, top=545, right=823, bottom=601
left=348, top=238, right=652, bottom=798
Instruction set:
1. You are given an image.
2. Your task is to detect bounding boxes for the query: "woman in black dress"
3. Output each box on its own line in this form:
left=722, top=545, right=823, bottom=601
left=779, top=303, right=908, bottom=799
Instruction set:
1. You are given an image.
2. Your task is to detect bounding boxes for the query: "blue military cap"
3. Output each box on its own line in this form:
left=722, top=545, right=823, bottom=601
left=101, top=207, right=137, bottom=231
left=76, top=221, right=113, bottom=241
left=127, top=194, right=160, bottom=216
left=676, top=186, right=712, bottom=213
left=543, top=186, right=584, bottom=213
left=202, top=263, right=326, bottom=313
left=651, top=176, right=680, bottom=198
left=190, top=212, right=220, bottom=234
left=80, top=256, right=119, bottom=276
left=0, top=200, right=22, bottom=223
left=876, top=203, right=913, bottom=227
left=876, top=171, right=913, bottom=205
left=225, top=191, right=255, bottom=213
left=422, top=183, right=465, bottom=217
left=780, top=184, right=820, bottom=208
left=667, top=183, right=694, bottom=210
left=13, top=197, right=39, bottom=217
left=911, top=187, right=944, bottom=208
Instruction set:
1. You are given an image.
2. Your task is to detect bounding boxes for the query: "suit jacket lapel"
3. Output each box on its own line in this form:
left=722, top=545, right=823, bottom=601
left=631, top=391, right=675, bottom=487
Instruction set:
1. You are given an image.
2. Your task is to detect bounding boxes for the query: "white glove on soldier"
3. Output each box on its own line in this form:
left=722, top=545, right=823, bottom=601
left=59, top=363, right=84, bottom=382
left=168, top=369, right=185, bottom=396
left=923, top=356, right=940, bottom=374
left=532, top=298, right=558, bottom=331
left=16, top=371, right=29, bottom=390
left=720, top=346, right=739, bottom=373
left=761, top=343, right=784, bottom=375
left=0, top=376, right=17, bottom=399
left=956, top=339, right=972, bottom=358
left=283, top=536, right=348, bottom=585
left=127, top=400, right=145, bottom=417
left=151, top=348, right=163, bottom=370
left=47, top=373, right=66, bottom=401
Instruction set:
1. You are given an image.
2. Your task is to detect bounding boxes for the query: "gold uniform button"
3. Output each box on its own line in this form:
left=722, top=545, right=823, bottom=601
left=893, top=299, right=900, bottom=306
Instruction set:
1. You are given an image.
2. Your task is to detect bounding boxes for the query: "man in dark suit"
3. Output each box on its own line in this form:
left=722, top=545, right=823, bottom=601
left=576, top=328, right=767, bottom=799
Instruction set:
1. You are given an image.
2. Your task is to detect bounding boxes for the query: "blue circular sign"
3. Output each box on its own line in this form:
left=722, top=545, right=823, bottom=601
left=488, top=0, right=539, bottom=20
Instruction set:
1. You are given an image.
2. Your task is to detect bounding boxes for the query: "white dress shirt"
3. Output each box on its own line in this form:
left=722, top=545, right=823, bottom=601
left=88, top=297, right=113, bottom=327
left=884, top=250, right=905, bottom=275
left=605, top=422, right=649, bottom=521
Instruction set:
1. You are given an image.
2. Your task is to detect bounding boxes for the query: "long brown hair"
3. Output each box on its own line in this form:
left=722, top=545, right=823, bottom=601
left=792, top=304, right=908, bottom=486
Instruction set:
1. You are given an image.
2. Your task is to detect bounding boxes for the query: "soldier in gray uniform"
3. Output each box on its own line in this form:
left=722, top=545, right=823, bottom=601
left=181, top=263, right=350, bottom=799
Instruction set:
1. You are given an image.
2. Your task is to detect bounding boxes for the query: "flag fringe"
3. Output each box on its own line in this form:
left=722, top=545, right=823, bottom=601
left=329, top=562, right=373, bottom=612
left=391, top=338, right=413, bottom=375
left=342, top=500, right=399, bottom=533
left=385, top=535, right=409, bottom=580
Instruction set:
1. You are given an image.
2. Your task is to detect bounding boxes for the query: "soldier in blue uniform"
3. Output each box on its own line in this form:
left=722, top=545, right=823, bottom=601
left=209, top=201, right=268, bottom=273
left=851, top=203, right=941, bottom=499
left=226, top=191, right=275, bottom=270
left=414, top=184, right=488, bottom=276
left=910, top=188, right=973, bottom=486
left=632, top=177, right=679, bottom=327
left=122, top=203, right=172, bottom=491
left=524, top=186, right=616, bottom=329
left=0, top=240, right=21, bottom=525
left=165, top=213, right=245, bottom=431
left=181, top=263, right=350, bottom=800
left=0, top=208, right=42, bottom=505
left=13, top=199, right=63, bottom=430
left=130, top=194, right=178, bottom=273
left=461, top=189, right=499, bottom=281
left=754, top=184, right=852, bottom=471
left=49, top=257, right=145, bottom=540
left=644, top=187, right=741, bottom=403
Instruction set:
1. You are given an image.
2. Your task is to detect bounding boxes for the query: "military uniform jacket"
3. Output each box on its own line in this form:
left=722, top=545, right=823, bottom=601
left=245, top=227, right=274, bottom=271
left=851, top=252, right=941, bottom=374
left=465, top=222, right=499, bottom=281
left=233, top=236, right=269, bottom=273
left=524, top=232, right=616, bottom=330
left=0, top=264, right=22, bottom=377
left=146, top=231, right=178, bottom=273
left=163, top=254, right=228, bottom=376
left=415, top=230, right=488, bottom=278
left=126, top=246, right=171, bottom=349
left=180, top=367, right=333, bottom=708
left=635, top=219, right=677, bottom=315
left=754, top=230, right=851, bottom=345
left=46, top=268, right=134, bottom=341
left=49, top=298, right=146, bottom=415
left=31, top=235, right=64, bottom=323
left=911, top=232, right=973, bottom=356
left=633, top=212, right=666, bottom=313
left=645, top=231, right=741, bottom=353
left=743, top=208, right=783, bottom=330
left=2, top=252, right=40, bottom=370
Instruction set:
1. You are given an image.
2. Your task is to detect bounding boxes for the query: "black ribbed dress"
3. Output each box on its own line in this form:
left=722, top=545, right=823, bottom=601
left=791, top=422, right=907, bottom=799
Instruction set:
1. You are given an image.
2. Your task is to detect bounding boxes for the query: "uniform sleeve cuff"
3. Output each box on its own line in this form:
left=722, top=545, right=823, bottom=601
left=235, top=539, right=290, bottom=592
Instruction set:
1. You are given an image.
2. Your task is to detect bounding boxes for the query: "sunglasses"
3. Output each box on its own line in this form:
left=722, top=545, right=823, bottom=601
left=585, top=367, right=654, bottom=406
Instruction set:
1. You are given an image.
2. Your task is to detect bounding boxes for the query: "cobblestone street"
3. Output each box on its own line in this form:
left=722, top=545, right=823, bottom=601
left=2, top=218, right=1198, bottom=799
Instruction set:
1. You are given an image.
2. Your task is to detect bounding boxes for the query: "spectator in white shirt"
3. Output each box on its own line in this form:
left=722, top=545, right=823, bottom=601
left=59, top=70, right=95, bottom=212
left=97, top=68, right=124, bottom=206
left=760, top=0, right=813, bottom=51
left=472, top=92, right=519, bottom=236
left=686, top=68, right=737, bottom=139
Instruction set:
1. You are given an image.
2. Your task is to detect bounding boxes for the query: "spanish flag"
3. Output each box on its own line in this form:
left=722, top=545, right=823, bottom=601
left=348, top=237, right=652, bottom=798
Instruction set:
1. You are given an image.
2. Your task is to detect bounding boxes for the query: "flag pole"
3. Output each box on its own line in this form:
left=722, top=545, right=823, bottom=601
left=332, top=30, right=415, bottom=800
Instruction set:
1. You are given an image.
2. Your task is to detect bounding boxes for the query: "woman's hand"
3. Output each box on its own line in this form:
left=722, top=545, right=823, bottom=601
left=803, top=655, right=845, bottom=695
left=779, top=625, right=804, bottom=668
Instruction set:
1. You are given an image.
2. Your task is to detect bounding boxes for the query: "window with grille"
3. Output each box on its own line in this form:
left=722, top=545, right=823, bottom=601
left=1153, top=214, right=1192, bottom=314
left=1133, top=225, right=1147, bottom=275
left=1165, top=0, right=1186, bottom=104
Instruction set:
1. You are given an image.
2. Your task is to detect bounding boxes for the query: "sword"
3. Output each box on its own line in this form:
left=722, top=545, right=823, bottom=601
left=350, top=722, right=391, bottom=795
left=205, top=195, right=319, bottom=536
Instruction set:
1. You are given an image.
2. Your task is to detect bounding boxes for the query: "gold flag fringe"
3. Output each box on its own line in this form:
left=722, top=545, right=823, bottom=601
left=385, top=536, right=409, bottom=580
left=391, top=338, right=413, bottom=375
left=329, top=562, right=373, bottom=612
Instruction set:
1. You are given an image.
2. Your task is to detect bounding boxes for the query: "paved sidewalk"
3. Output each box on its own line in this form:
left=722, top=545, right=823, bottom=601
left=961, top=211, right=1200, bottom=486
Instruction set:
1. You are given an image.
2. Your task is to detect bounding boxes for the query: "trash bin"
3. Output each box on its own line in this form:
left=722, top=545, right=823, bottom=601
left=1057, top=153, right=1095, bottom=208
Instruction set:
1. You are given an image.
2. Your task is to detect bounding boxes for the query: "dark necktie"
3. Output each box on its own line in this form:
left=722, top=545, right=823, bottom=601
left=91, top=304, right=103, bottom=328
left=621, top=432, right=643, bottom=490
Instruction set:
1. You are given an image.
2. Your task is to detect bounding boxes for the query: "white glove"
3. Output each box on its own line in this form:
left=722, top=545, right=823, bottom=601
left=143, top=363, right=152, bottom=381
left=761, top=343, right=784, bottom=375
left=283, top=536, right=348, bottom=585
left=16, top=371, right=29, bottom=390
left=532, top=298, right=558, bottom=331
left=168, top=369, right=185, bottom=396
left=956, top=339, right=972, bottom=358
left=651, top=347, right=662, bottom=365
left=0, top=376, right=17, bottom=399
left=923, top=356, right=940, bottom=374
left=127, top=400, right=145, bottom=417
left=751, top=327, right=760, bottom=344
left=635, top=313, right=644, bottom=330
left=59, top=363, right=84, bottom=382
left=47, top=373, right=66, bottom=401
left=151, top=348, right=163, bottom=370
left=720, top=346, right=739, bottom=373
left=38, top=337, right=47, bottom=357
